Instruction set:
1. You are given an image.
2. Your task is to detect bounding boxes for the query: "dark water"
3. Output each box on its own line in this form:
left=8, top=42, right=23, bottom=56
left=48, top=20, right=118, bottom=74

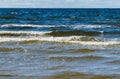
left=0, top=8, right=120, bottom=79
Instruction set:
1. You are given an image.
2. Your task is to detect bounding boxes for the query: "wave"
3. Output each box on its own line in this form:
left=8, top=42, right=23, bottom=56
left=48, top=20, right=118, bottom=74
left=0, top=24, right=113, bottom=29
left=47, top=55, right=106, bottom=61
left=1, top=24, right=119, bottom=35
left=1, top=24, right=119, bottom=29
left=1, top=24, right=56, bottom=28
left=0, top=24, right=120, bottom=46
left=0, top=16, right=17, bottom=20
left=46, top=30, right=103, bottom=36
left=0, top=31, right=50, bottom=37
left=0, top=74, right=15, bottom=77
left=49, top=71, right=118, bottom=79
left=106, top=60, right=120, bottom=65
left=73, top=24, right=112, bottom=29
left=0, top=33, right=120, bottom=46
left=73, top=49, right=99, bottom=53
left=0, top=24, right=69, bottom=31
left=0, top=47, right=25, bottom=52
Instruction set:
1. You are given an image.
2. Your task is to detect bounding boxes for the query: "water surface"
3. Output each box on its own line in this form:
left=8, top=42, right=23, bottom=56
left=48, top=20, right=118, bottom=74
left=0, top=8, right=120, bottom=79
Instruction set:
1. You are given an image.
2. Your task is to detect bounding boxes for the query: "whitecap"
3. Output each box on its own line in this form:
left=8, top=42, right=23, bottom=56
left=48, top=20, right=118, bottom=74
left=1, top=24, right=56, bottom=28
left=0, top=31, right=51, bottom=35
left=73, top=25, right=111, bottom=29
left=0, top=36, right=119, bottom=46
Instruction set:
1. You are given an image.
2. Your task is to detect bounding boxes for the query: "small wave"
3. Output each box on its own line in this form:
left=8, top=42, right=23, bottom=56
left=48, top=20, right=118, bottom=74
left=0, top=47, right=17, bottom=52
left=47, top=56, right=82, bottom=61
left=0, top=24, right=111, bottom=29
left=0, top=31, right=119, bottom=46
left=0, top=31, right=50, bottom=37
left=73, top=25, right=111, bottom=29
left=46, top=30, right=103, bottom=36
left=79, top=55, right=106, bottom=60
left=74, top=49, right=99, bottom=53
left=106, top=60, right=120, bottom=65
left=47, top=66, right=65, bottom=70
left=0, top=24, right=68, bottom=31
left=1, top=24, right=56, bottom=28
left=0, top=16, right=17, bottom=20
left=49, top=71, right=117, bottom=79
left=50, top=71, right=90, bottom=79
left=0, top=24, right=120, bottom=35
left=19, top=40, right=40, bottom=44
left=0, top=47, right=24, bottom=52
left=47, top=55, right=105, bottom=62
left=1, top=24, right=118, bottom=30
left=0, top=74, right=15, bottom=77
left=0, top=35, right=120, bottom=46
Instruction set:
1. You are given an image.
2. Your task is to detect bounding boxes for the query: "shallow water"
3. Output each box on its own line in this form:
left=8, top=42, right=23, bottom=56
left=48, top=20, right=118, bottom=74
left=0, top=8, right=120, bottom=79
left=0, top=41, right=120, bottom=79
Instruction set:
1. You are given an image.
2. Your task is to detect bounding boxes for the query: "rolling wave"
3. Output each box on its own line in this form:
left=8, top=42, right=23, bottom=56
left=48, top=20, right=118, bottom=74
left=0, top=31, right=50, bottom=37
left=46, top=30, right=103, bottom=36
left=1, top=24, right=56, bottom=28
left=47, top=55, right=106, bottom=61
left=0, top=24, right=116, bottom=28
left=0, top=33, right=119, bottom=46
left=0, top=24, right=120, bottom=46
left=0, top=24, right=120, bottom=34
left=49, top=71, right=119, bottom=79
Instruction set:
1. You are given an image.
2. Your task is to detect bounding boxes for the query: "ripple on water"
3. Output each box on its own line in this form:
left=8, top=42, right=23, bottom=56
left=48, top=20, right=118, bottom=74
left=47, top=55, right=106, bottom=62
left=19, top=40, right=40, bottom=44
left=73, top=48, right=99, bottom=53
left=0, top=47, right=25, bottom=52
left=0, top=72, right=119, bottom=79
left=47, top=66, right=65, bottom=70
left=0, top=74, right=16, bottom=77
left=48, top=71, right=118, bottom=79
left=106, top=60, right=120, bottom=65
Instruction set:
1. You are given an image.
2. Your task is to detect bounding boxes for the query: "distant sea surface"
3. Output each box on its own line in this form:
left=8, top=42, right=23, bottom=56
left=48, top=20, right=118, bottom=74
left=0, top=8, right=120, bottom=79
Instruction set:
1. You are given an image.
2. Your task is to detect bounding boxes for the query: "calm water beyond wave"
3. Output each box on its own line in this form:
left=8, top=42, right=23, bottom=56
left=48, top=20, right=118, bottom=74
left=0, top=8, right=120, bottom=79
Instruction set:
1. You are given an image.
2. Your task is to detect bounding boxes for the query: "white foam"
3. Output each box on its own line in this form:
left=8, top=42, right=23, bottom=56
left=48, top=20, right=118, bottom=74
left=1, top=24, right=112, bottom=29
left=73, top=25, right=111, bottom=29
left=0, top=31, right=51, bottom=35
left=0, top=36, right=119, bottom=46
left=38, top=36, right=120, bottom=46
left=1, top=24, right=56, bottom=28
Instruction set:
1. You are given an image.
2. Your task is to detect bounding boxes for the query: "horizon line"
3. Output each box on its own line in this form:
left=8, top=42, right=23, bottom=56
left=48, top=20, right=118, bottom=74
left=0, top=7, right=120, bottom=9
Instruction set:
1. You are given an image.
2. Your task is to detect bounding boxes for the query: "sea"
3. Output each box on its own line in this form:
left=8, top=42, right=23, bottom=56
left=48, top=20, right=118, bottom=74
left=0, top=8, right=120, bottom=79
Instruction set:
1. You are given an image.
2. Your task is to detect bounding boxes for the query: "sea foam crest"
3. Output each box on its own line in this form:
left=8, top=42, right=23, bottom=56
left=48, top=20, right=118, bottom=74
left=0, top=31, right=51, bottom=35
left=1, top=24, right=56, bottom=28
left=0, top=36, right=120, bottom=46
left=1, top=24, right=112, bottom=28
left=73, top=25, right=111, bottom=29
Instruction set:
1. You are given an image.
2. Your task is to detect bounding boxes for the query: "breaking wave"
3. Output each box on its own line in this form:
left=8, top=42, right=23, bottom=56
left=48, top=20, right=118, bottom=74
left=0, top=31, right=119, bottom=46
left=0, top=24, right=120, bottom=46
left=1, top=24, right=56, bottom=28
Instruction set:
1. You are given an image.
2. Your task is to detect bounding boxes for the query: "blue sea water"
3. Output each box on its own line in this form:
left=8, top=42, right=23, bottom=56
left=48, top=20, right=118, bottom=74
left=0, top=8, right=120, bottom=79
left=0, top=8, right=120, bottom=40
left=0, top=8, right=120, bottom=25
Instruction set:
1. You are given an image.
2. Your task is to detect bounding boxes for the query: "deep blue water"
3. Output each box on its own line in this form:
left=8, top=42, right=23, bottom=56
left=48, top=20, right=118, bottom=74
left=0, top=8, right=120, bottom=25
left=0, top=8, right=120, bottom=37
